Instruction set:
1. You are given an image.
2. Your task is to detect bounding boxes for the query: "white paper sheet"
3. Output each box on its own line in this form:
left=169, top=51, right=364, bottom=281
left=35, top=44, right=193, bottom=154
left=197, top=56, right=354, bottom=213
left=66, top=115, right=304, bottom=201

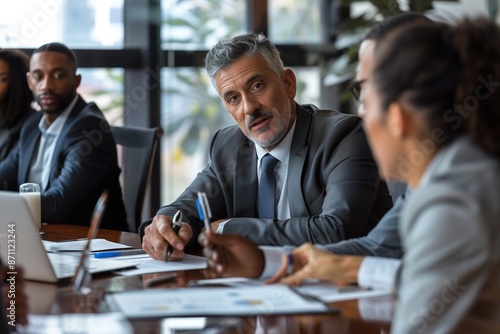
left=185, top=277, right=393, bottom=303
left=106, top=285, right=332, bottom=318
left=113, top=254, right=207, bottom=276
left=42, top=239, right=132, bottom=252
left=18, top=313, right=133, bottom=334
left=358, top=256, right=401, bottom=289
left=297, top=284, right=393, bottom=302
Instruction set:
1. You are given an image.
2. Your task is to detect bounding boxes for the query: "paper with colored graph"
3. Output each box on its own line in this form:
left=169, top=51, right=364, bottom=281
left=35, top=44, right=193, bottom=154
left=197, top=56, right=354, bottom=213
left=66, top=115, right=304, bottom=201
left=106, top=285, right=335, bottom=318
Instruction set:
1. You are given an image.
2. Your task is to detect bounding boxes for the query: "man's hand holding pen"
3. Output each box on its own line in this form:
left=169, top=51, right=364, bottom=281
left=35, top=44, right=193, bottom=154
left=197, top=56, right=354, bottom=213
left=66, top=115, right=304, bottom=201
left=165, top=210, right=183, bottom=262
left=143, top=191, right=214, bottom=262
left=142, top=214, right=193, bottom=261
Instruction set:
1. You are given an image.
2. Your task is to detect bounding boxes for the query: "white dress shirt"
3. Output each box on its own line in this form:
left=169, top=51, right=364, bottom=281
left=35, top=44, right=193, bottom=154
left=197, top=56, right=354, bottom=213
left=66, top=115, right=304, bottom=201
left=28, top=96, right=78, bottom=190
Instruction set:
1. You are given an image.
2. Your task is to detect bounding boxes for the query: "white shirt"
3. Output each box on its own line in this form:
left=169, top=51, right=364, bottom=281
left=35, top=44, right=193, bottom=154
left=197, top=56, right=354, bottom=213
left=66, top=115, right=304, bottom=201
left=216, top=120, right=297, bottom=233
left=28, top=96, right=78, bottom=191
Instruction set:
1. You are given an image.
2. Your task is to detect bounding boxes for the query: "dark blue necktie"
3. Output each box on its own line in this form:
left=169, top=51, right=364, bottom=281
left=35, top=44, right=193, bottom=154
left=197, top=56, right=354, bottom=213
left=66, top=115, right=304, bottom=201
left=258, top=154, right=279, bottom=218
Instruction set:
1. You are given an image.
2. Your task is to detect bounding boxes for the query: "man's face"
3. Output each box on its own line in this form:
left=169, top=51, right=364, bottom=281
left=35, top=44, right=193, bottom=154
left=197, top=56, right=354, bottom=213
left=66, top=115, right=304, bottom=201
left=27, top=51, right=81, bottom=115
left=214, top=55, right=297, bottom=151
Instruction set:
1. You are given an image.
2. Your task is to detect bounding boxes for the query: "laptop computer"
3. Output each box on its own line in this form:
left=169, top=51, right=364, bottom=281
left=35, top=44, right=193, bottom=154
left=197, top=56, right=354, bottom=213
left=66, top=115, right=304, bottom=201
left=0, top=190, right=137, bottom=284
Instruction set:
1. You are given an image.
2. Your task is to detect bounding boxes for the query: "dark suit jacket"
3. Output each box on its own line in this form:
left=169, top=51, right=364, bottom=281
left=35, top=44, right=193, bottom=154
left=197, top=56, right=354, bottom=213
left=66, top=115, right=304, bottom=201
left=0, top=96, right=127, bottom=231
left=141, top=104, right=392, bottom=246
left=322, top=190, right=408, bottom=258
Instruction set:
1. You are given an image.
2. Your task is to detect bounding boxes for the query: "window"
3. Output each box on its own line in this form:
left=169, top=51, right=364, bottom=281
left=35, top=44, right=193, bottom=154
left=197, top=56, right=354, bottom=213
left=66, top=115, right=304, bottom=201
left=162, top=0, right=246, bottom=49
left=78, top=68, right=124, bottom=125
left=0, top=0, right=126, bottom=125
left=160, top=0, right=246, bottom=203
left=269, top=0, right=322, bottom=43
left=0, top=0, right=124, bottom=48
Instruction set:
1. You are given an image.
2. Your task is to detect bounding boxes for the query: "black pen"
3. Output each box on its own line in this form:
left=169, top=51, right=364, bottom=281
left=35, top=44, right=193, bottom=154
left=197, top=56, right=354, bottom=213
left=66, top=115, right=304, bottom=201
left=166, top=210, right=182, bottom=263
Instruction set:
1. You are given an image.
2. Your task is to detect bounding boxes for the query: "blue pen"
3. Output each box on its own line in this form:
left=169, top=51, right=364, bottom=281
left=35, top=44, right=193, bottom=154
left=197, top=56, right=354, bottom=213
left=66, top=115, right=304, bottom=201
left=196, top=191, right=212, bottom=231
left=93, top=249, right=146, bottom=258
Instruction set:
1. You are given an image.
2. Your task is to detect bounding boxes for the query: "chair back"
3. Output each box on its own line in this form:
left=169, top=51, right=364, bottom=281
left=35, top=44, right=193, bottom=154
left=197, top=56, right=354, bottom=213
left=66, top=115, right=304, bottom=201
left=111, top=125, right=163, bottom=232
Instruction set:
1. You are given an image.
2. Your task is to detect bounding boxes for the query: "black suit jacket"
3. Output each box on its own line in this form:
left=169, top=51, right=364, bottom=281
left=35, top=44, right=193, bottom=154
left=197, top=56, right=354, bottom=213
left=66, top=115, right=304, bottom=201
left=141, top=104, right=392, bottom=246
left=0, top=96, right=127, bottom=231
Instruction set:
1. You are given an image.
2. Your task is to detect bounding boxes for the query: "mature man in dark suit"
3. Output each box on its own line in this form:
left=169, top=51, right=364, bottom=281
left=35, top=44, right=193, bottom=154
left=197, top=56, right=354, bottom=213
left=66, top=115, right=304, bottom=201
left=0, top=43, right=127, bottom=231
left=140, top=33, right=392, bottom=260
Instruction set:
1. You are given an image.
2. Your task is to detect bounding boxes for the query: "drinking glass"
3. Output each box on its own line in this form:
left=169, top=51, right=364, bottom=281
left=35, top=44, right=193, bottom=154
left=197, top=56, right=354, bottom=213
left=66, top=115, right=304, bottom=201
left=19, top=183, right=41, bottom=230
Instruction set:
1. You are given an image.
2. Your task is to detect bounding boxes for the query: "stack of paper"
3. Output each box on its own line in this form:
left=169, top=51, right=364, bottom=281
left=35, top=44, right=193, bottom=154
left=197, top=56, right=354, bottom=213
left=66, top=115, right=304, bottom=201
left=112, top=254, right=207, bottom=276
left=186, top=277, right=393, bottom=303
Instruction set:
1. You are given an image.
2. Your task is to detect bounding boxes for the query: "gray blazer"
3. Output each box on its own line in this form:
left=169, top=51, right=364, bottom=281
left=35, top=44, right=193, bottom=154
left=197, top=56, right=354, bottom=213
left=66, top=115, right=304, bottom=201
left=141, top=103, right=392, bottom=246
left=392, top=137, right=500, bottom=333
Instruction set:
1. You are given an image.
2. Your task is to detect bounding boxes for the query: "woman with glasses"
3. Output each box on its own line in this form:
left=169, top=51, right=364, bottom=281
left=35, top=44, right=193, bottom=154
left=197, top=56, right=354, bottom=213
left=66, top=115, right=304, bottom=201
left=280, top=17, right=500, bottom=333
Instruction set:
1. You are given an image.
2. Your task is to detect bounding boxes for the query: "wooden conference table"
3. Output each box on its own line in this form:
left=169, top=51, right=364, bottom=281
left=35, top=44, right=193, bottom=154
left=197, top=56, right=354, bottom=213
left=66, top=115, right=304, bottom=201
left=26, top=224, right=393, bottom=333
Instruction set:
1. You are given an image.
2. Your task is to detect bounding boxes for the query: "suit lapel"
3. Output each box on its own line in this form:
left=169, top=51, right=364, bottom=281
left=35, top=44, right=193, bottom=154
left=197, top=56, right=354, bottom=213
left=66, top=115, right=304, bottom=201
left=47, top=96, right=88, bottom=187
left=20, top=114, right=43, bottom=182
left=233, top=139, right=258, bottom=217
left=287, top=105, right=312, bottom=216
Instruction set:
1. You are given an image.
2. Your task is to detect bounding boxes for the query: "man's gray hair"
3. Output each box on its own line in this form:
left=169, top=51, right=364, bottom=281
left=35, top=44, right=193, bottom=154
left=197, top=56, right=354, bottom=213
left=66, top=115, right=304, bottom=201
left=204, top=33, right=285, bottom=88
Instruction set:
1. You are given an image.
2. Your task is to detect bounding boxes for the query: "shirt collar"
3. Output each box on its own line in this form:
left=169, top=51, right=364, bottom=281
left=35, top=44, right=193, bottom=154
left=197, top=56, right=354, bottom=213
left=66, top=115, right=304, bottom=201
left=38, top=95, right=79, bottom=135
left=255, top=119, right=296, bottom=164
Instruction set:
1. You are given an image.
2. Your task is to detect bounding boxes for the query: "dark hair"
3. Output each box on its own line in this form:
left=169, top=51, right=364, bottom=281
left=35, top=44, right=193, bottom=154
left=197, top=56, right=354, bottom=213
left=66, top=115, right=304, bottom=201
left=204, top=33, right=284, bottom=88
left=32, top=42, right=79, bottom=73
left=0, top=49, right=33, bottom=128
left=372, top=17, right=500, bottom=158
left=363, top=12, right=432, bottom=41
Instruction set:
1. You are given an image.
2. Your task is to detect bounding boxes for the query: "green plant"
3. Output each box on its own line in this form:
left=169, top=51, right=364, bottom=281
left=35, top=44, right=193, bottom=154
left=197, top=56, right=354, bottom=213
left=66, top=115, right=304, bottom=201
left=162, top=69, right=231, bottom=157
left=324, top=0, right=459, bottom=104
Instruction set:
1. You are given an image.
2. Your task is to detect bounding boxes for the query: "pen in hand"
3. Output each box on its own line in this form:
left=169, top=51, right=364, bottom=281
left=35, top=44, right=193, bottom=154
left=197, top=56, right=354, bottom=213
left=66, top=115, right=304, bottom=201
left=284, top=245, right=295, bottom=277
left=196, top=191, right=212, bottom=232
left=166, top=210, right=182, bottom=263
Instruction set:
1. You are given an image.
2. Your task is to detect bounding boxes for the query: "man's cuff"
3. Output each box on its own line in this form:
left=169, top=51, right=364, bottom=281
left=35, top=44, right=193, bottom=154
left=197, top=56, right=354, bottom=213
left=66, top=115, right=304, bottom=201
left=215, top=219, right=231, bottom=233
left=258, top=246, right=286, bottom=279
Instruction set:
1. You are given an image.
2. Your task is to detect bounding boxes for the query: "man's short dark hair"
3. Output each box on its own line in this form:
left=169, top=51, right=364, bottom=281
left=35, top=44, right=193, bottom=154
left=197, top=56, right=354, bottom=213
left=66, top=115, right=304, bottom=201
left=32, top=42, right=78, bottom=72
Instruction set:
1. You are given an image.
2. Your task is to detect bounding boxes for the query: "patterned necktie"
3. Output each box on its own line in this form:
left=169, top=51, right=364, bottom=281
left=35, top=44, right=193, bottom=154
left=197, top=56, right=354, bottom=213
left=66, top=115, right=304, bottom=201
left=258, top=154, right=279, bottom=218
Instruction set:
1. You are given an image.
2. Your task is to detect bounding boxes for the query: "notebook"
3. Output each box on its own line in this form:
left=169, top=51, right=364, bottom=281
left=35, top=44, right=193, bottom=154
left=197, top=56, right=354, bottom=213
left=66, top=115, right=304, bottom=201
left=0, top=190, right=137, bottom=284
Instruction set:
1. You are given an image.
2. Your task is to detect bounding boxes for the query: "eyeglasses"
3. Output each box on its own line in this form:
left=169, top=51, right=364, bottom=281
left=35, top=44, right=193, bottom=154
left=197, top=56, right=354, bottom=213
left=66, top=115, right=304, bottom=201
left=349, top=79, right=367, bottom=102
